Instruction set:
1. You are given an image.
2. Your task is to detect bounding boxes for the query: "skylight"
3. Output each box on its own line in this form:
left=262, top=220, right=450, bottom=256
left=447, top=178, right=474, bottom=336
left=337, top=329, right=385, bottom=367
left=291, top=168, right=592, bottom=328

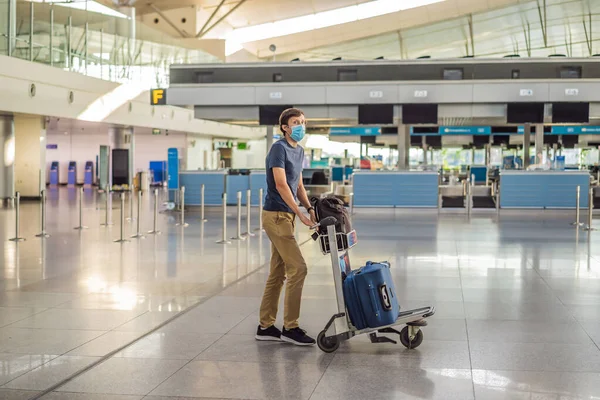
left=27, top=0, right=128, bottom=19
left=225, top=0, right=445, bottom=56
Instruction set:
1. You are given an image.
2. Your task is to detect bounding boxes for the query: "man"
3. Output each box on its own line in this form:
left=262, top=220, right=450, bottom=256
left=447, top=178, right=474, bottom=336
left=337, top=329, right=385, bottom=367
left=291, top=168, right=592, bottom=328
left=255, top=108, right=317, bottom=346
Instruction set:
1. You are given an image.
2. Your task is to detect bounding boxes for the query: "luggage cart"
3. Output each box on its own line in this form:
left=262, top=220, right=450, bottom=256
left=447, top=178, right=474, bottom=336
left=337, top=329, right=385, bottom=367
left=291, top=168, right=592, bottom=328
left=314, top=217, right=436, bottom=353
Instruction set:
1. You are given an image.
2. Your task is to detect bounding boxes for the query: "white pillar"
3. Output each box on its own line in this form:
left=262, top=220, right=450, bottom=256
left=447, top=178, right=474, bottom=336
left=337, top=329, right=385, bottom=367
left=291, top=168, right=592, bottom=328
left=266, top=126, right=274, bottom=152
left=0, top=116, right=14, bottom=199
left=535, top=123, right=544, bottom=164
left=14, top=114, right=46, bottom=197
left=397, top=124, right=409, bottom=169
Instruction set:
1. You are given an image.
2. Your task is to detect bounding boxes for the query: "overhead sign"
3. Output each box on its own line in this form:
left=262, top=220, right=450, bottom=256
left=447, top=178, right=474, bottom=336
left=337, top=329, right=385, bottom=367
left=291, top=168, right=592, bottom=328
left=46, top=144, right=58, bottom=149
left=550, top=126, right=600, bottom=135
left=152, top=128, right=161, bottom=135
left=329, top=127, right=381, bottom=136
left=439, top=126, right=491, bottom=135
left=151, top=89, right=167, bottom=105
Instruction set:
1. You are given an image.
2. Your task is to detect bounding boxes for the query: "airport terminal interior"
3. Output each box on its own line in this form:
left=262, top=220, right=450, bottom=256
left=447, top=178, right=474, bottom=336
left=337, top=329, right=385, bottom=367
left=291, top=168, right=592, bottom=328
left=1, top=0, right=600, bottom=399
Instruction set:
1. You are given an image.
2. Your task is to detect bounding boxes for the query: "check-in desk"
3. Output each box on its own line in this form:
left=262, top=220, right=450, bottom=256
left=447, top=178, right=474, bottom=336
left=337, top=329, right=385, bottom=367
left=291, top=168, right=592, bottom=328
left=500, top=170, right=590, bottom=209
left=179, top=171, right=226, bottom=206
left=353, top=171, right=439, bottom=208
left=178, top=170, right=267, bottom=206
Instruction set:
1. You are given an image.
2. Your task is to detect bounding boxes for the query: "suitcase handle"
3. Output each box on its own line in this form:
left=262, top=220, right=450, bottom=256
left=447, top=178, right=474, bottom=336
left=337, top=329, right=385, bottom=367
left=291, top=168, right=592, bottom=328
left=378, top=284, right=392, bottom=311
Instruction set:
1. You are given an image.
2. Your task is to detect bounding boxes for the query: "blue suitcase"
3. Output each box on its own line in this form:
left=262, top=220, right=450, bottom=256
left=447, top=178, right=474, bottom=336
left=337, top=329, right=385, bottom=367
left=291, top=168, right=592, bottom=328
left=343, top=261, right=400, bottom=330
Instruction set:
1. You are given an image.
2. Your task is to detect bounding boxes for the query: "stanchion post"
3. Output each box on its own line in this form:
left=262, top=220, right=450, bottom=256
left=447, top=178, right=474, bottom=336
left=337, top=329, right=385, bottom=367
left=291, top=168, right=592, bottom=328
left=216, top=193, right=231, bottom=244
left=35, top=189, right=50, bottom=238
left=571, top=185, right=584, bottom=227
left=254, top=188, right=264, bottom=233
left=9, top=192, right=25, bottom=242
left=100, top=185, right=113, bottom=226
left=584, top=187, right=596, bottom=232
left=243, top=189, right=255, bottom=237
left=127, top=189, right=135, bottom=222
left=201, top=184, right=207, bottom=222
left=231, top=191, right=246, bottom=241
left=470, top=174, right=475, bottom=215
left=74, top=187, right=88, bottom=230
left=496, top=183, right=501, bottom=213
left=131, top=189, right=145, bottom=239
left=114, top=192, right=129, bottom=243
left=176, top=186, right=189, bottom=227
left=350, top=192, right=355, bottom=217
left=148, top=188, right=161, bottom=235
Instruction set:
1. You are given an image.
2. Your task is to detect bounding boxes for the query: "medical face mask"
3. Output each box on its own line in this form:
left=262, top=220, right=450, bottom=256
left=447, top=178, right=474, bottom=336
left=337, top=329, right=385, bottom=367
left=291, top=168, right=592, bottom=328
left=290, top=124, right=306, bottom=142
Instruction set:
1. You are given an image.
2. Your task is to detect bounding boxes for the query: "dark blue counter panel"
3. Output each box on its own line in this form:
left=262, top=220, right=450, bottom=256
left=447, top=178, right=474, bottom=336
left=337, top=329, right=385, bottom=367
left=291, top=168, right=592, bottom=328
left=226, top=175, right=251, bottom=205
left=354, top=172, right=439, bottom=208
left=500, top=171, right=590, bottom=209
left=249, top=171, right=267, bottom=206
left=179, top=172, right=226, bottom=206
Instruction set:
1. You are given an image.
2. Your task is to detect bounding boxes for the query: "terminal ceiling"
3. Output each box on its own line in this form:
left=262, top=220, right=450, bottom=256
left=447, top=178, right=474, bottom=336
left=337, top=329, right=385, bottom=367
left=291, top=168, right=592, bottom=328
left=99, top=0, right=588, bottom=59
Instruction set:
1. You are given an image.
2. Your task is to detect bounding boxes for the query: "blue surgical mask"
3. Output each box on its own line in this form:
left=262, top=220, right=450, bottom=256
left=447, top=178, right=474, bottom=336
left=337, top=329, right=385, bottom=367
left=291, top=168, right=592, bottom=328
left=290, top=124, right=305, bottom=142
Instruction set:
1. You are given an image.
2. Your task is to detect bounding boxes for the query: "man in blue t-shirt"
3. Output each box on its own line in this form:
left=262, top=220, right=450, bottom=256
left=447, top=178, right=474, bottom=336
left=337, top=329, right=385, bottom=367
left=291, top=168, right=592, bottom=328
left=256, top=108, right=317, bottom=346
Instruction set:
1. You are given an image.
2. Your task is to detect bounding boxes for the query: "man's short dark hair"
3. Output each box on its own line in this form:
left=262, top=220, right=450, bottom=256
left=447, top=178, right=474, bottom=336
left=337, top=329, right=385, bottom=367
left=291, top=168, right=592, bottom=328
left=279, top=108, right=304, bottom=135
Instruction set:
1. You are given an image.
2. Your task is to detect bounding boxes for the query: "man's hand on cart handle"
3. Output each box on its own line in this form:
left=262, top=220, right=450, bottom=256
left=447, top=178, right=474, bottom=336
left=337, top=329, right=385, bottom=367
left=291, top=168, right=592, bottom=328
left=310, top=216, right=337, bottom=230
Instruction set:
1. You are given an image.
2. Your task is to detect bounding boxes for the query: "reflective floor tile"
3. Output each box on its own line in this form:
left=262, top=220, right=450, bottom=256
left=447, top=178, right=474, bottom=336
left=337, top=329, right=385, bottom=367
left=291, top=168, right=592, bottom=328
left=57, top=358, right=188, bottom=396
left=0, top=292, right=78, bottom=308
left=116, top=332, right=222, bottom=360
left=4, top=355, right=100, bottom=391
left=472, top=370, right=600, bottom=400
left=56, top=293, right=181, bottom=312
left=9, top=308, right=145, bottom=331
left=0, top=353, right=57, bottom=385
left=310, top=365, right=474, bottom=400
left=112, top=311, right=180, bottom=332
left=157, top=311, right=252, bottom=334
left=463, top=301, right=575, bottom=322
left=196, top=334, right=333, bottom=365
left=0, top=328, right=105, bottom=355
left=0, top=307, right=46, bottom=328
left=330, top=340, right=471, bottom=370
left=66, top=331, right=142, bottom=357
left=191, top=296, right=262, bottom=316
left=41, top=392, right=142, bottom=400
left=467, top=320, right=594, bottom=344
left=567, top=304, right=600, bottom=322
left=0, top=389, right=42, bottom=400
left=149, top=360, right=326, bottom=400
left=470, top=342, right=600, bottom=372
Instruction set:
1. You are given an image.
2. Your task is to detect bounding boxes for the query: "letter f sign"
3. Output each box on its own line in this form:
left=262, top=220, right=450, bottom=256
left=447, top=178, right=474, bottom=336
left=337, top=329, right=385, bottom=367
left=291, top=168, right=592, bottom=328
left=152, top=89, right=165, bottom=105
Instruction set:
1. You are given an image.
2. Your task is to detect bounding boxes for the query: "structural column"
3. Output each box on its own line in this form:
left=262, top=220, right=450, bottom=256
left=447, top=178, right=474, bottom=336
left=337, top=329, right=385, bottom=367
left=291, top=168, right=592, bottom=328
left=13, top=114, right=46, bottom=198
left=115, top=5, right=136, bottom=65
left=535, top=123, right=544, bottom=164
left=397, top=124, right=410, bottom=169
left=523, top=123, right=531, bottom=169
left=0, top=116, right=14, bottom=199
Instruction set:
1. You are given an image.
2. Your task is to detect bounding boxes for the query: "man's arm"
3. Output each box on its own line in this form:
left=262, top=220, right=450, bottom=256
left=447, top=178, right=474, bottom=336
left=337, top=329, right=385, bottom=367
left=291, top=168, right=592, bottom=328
left=273, top=168, right=313, bottom=226
left=297, top=180, right=317, bottom=223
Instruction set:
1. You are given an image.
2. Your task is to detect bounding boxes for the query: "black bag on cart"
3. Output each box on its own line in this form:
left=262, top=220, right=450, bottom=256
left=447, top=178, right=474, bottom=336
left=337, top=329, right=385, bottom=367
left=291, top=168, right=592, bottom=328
left=310, top=196, right=353, bottom=250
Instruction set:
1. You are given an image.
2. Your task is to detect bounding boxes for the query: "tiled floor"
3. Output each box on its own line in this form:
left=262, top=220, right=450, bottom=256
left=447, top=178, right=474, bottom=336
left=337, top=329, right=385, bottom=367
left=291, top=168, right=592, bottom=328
left=1, top=188, right=600, bottom=399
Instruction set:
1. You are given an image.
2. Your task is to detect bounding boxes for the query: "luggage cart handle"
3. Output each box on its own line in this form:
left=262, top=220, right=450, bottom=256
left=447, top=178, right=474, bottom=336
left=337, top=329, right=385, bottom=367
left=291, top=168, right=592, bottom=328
left=310, top=216, right=337, bottom=230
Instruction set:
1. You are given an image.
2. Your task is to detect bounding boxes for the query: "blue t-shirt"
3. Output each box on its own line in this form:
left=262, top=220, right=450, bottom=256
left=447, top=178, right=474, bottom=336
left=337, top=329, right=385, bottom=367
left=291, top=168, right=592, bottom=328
left=264, top=139, right=304, bottom=213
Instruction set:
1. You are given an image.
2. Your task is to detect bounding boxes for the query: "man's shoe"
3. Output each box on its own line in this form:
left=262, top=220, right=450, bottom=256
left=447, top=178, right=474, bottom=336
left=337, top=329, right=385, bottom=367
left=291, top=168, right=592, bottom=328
left=255, top=325, right=282, bottom=342
left=281, top=327, right=316, bottom=346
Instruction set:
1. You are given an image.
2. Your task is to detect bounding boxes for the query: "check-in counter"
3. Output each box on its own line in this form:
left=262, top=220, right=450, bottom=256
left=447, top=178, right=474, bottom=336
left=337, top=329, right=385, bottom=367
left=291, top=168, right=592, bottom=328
left=178, top=170, right=267, bottom=206
left=500, top=170, right=590, bottom=209
left=179, top=171, right=227, bottom=206
left=353, top=171, right=439, bottom=208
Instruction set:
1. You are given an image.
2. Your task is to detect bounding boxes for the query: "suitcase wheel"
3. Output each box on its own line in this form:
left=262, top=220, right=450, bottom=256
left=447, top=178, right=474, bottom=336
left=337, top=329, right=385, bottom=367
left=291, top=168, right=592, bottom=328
left=317, top=331, right=340, bottom=353
left=399, top=326, right=424, bottom=349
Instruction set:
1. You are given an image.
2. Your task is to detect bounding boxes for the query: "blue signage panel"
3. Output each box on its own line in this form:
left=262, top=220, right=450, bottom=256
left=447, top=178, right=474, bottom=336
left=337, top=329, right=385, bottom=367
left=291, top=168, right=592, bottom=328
left=329, top=127, right=381, bottom=136
left=439, top=126, right=491, bottom=135
left=550, top=126, right=600, bottom=135
left=167, top=148, right=179, bottom=190
left=46, top=144, right=58, bottom=149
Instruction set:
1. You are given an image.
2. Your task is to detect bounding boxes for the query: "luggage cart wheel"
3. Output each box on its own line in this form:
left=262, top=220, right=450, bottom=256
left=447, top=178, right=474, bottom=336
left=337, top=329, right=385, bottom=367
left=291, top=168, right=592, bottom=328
left=399, top=326, right=424, bottom=349
left=317, top=331, right=340, bottom=353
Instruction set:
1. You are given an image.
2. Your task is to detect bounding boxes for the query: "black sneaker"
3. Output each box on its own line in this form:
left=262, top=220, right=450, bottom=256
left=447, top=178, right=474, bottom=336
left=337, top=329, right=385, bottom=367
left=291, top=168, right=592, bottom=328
left=255, top=325, right=282, bottom=342
left=281, top=327, right=316, bottom=346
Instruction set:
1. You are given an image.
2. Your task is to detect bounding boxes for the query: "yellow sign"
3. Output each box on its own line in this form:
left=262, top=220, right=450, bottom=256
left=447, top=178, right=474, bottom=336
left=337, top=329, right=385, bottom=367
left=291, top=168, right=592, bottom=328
left=151, top=89, right=166, bottom=105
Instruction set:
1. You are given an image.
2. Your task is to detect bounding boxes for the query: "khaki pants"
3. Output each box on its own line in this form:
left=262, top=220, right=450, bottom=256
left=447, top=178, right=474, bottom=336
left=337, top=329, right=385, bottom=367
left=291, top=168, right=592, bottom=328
left=259, top=211, right=307, bottom=330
